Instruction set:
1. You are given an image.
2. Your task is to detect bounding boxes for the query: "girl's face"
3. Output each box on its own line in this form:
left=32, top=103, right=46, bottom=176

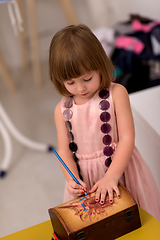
left=64, top=71, right=101, bottom=104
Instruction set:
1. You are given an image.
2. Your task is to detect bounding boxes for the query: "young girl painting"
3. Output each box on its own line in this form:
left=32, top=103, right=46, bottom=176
left=49, top=24, right=160, bottom=221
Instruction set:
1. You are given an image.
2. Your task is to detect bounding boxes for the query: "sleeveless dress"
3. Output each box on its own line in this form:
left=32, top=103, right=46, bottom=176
left=61, top=82, right=160, bottom=221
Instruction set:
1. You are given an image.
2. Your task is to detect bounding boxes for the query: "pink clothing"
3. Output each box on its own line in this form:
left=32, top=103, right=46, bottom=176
left=115, top=36, right=144, bottom=54
left=132, top=19, right=160, bottom=33
left=61, top=83, right=160, bottom=221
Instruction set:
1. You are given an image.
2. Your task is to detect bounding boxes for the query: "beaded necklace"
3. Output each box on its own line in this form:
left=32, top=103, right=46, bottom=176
left=63, top=89, right=114, bottom=180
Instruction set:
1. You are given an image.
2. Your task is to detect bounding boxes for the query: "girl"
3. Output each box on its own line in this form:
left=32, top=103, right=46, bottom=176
left=49, top=24, right=160, bottom=221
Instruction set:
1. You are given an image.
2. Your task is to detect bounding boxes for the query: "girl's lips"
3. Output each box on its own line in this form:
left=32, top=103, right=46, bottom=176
left=81, top=93, right=88, bottom=96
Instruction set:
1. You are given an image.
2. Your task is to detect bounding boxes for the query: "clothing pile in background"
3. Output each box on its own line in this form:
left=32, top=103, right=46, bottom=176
left=94, top=14, right=160, bottom=93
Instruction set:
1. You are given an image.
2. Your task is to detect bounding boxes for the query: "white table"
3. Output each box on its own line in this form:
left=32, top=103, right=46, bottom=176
left=129, top=86, right=160, bottom=193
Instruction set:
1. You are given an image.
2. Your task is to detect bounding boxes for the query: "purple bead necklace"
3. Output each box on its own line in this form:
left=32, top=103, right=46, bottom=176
left=99, top=89, right=113, bottom=167
left=63, top=97, right=83, bottom=180
left=63, top=89, right=114, bottom=179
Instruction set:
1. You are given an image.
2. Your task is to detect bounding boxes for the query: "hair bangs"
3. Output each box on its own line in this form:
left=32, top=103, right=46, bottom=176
left=58, top=45, right=93, bottom=82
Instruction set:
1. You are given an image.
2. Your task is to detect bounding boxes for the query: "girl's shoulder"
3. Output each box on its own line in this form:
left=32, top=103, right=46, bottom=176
left=54, top=101, right=61, bottom=117
left=54, top=99, right=64, bottom=120
left=111, top=82, right=127, bottom=92
left=54, top=96, right=66, bottom=113
left=111, top=83, right=129, bottom=102
left=54, top=96, right=71, bottom=121
left=111, top=83, right=132, bottom=116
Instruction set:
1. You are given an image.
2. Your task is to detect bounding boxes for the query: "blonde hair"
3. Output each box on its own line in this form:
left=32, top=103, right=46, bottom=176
left=49, top=24, right=114, bottom=96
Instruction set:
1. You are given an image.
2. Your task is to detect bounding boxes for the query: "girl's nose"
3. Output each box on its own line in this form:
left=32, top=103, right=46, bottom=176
left=77, top=83, right=86, bottom=93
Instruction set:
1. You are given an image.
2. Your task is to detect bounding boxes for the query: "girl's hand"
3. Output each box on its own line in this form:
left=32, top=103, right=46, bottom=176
left=67, top=179, right=87, bottom=198
left=89, top=175, right=120, bottom=204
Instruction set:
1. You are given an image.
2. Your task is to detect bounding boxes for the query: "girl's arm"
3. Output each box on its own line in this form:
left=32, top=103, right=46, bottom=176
left=108, top=83, right=135, bottom=179
left=54, top=102, right=87, bottom=196
left=90, top=83, right=135, bottom=203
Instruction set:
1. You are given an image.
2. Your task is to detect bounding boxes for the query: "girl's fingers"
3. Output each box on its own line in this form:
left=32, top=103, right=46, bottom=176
left=78, top=179, right=87, bottom=192
left=95, top=188, right=101, bottom=202
left=68, top=186, right=84, bottom=196
left=76, top=189, right=85, bottom=196
left=69, top=180, right=79, bottom=188
left=67, top=180, right=86, bottom=197
left=69, top=179, right=121, bottom=200
left=89, top=183, right=98, bottom=194
left=99, top=189, right=107, bottom=204
left=95, top=185, right=120, bottom=204
left=108, top=189, right=114, bottom=204
left=114, top=185, right=121, bottom=199
left=107, top=185, right=120, bottom=203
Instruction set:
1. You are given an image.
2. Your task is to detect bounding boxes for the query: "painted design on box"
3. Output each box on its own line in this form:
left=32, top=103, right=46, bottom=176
left=58, top=194, right=117, bottom=222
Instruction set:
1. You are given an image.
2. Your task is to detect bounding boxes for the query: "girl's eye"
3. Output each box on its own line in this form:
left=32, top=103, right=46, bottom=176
left=66, top=81, right=74, bottom=85
left=84, top=77, right=92, bottom=82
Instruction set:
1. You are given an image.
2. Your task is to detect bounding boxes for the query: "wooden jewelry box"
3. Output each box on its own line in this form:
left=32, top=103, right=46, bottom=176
left=48, top=183, right=141, bottom=240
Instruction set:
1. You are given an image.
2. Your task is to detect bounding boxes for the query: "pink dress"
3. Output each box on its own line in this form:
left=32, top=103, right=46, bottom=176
left=61, top=83, right=160, bottom=221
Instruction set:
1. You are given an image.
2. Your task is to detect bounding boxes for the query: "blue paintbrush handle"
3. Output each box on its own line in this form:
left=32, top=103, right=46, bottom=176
left=53, top=150, right=81, bottom=186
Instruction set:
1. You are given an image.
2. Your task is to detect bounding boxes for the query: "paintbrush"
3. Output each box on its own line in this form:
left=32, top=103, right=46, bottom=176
left=53, top=150, right=88, bottom=196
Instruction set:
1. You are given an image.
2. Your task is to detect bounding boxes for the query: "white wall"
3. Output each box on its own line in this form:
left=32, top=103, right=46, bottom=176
left=0, top=0, right=160, bottom=69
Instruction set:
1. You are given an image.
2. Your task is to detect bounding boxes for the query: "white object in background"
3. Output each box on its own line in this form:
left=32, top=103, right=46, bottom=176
left=93, top=27, right=115, bottom=57
left=129, top=86, right=160, bottom=193
left=0, top=119, right=12, bottom=171
left=0, top=102, right=54, bottom=177
left=0, top=0, right=23, bottom=35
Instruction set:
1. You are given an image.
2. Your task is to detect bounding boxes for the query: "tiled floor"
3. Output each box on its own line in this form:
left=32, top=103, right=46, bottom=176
left=0, top=62, right=65, bottom=237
